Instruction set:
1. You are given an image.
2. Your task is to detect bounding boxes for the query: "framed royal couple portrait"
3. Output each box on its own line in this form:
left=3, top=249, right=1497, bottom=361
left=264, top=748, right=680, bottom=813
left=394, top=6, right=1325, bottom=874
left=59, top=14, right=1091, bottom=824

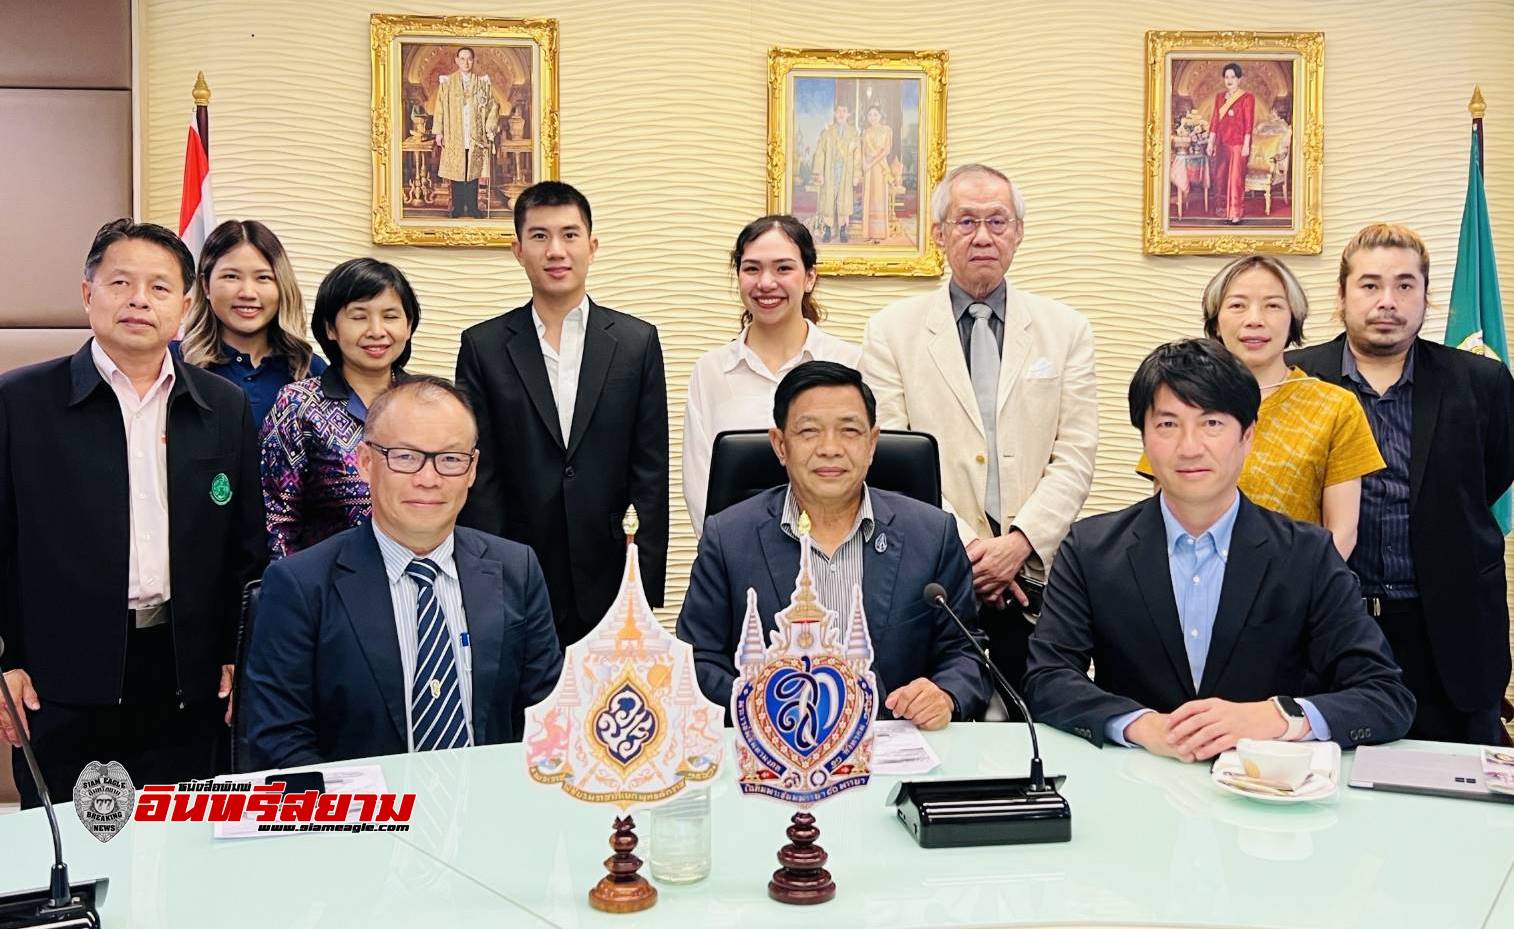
left=767, top=48, right=949, bottom=277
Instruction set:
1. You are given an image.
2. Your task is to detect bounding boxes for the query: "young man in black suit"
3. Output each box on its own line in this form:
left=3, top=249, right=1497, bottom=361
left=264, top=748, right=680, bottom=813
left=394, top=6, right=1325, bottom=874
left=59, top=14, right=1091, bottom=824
left=1025, top=339, right=1414, bottom=760
left=1290, top=223, right=1514, bottom=744
left=456, top=182, right=668, bottom=646
left=0, top=220, right=266, bottom=804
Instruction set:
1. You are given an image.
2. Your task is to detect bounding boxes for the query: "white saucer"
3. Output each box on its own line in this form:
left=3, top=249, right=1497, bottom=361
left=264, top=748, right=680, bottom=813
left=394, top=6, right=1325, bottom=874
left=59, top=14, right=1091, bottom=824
left=1211, top=742, right=1341, bottom=804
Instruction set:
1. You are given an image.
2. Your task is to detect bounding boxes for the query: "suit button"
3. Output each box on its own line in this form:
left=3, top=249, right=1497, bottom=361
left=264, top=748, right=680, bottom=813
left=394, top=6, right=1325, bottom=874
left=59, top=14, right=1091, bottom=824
left=976, top=453, right=986, bottom=464
left=564, top=466, right=575, bottom=479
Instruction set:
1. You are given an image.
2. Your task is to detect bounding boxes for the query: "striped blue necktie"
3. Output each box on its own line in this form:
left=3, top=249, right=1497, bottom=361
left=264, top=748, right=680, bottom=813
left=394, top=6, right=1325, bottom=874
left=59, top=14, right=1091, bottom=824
left=405, top=559, right=471, bottom=752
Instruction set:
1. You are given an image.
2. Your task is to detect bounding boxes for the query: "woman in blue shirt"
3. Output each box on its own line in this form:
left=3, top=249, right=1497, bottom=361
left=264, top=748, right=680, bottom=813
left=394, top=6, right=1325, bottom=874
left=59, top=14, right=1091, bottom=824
left=177, top=219, right=325, bottom=426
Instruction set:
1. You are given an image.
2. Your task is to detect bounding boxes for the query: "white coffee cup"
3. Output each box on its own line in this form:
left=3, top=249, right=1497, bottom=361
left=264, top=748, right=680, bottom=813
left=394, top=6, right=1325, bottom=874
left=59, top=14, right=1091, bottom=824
left=1236, top=738, right=1313, bottom=790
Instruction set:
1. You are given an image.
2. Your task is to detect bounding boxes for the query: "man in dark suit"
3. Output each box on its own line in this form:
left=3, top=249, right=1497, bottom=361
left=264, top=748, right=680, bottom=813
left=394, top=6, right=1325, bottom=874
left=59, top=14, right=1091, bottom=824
left=1290, top=223, right=1514, bottom=744
left=242, top=376, right=562, bottom=769
left=677, top=362, right=991, bottom=727
left=0, top=219, right=266, bottom=805
left=457, top=181, right=667, bottom=647
left=1026, top=340, right=1414, bottom=759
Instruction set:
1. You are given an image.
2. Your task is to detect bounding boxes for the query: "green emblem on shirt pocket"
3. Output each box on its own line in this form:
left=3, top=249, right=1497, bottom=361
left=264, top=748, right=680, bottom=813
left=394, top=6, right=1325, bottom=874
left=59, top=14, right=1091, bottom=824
left=210, top=472, right=232, bottom=506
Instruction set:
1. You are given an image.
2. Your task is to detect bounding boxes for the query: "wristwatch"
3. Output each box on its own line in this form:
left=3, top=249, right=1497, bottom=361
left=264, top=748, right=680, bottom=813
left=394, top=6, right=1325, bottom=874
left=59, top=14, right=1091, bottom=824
left=1270, top=696, right=1308, bottom=741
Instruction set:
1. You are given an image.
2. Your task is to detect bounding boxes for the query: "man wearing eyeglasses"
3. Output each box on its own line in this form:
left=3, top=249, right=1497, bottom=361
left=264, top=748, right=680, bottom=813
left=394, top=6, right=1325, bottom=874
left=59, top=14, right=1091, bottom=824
left=861, top=163, right=1098, bottom=698
left=241, top=375, right=562, bottom=768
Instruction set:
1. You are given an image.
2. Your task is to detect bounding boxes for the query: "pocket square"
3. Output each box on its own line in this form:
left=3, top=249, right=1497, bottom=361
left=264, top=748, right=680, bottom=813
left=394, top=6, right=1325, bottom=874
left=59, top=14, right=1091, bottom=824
left=1025, top=358, right=1057, bottom=380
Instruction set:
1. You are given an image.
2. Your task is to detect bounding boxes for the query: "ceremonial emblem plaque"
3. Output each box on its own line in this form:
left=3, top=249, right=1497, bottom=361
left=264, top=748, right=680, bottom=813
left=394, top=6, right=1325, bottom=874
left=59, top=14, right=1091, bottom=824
left=730, top=514, right=877, bottom=904
left=524, top=507, right=722, bottom=912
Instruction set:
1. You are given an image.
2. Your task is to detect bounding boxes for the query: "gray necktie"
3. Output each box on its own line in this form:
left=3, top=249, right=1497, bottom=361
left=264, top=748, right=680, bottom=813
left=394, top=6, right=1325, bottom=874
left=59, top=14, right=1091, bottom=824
left=967, top=302, right=1000, bottom=521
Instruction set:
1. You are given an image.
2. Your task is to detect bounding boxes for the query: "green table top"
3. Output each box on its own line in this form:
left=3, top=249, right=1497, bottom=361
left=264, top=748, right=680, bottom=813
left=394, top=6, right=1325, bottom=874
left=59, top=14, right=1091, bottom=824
left=3, top=724, right=1512, bottom=928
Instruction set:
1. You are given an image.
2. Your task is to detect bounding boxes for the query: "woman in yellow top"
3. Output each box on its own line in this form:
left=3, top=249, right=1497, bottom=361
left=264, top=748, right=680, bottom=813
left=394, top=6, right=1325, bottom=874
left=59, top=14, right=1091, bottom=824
left=1138, top=255, right=1384, bottom=558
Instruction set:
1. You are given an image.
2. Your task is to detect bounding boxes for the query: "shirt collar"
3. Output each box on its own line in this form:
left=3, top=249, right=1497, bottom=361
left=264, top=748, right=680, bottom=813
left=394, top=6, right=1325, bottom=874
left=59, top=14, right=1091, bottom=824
left=90, top=338, right=174, bottom=398
left=718, top=320, right=822, bottom=375
left=949, top=279, right=1008, bottom=323
left=1342, top=340, right=1416, bottom=390
left=1158, top=491, right=1240, bottom=558
left=371, top=520, right=458, bottom=585
left=780, top=484, right=876, bottom=544
left=532, top=296, right=590, bottom=339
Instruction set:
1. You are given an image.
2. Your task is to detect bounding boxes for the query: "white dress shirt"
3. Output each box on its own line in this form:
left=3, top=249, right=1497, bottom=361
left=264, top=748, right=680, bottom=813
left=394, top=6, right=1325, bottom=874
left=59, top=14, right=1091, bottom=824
left=372, top=521, right=475, bottom=751
left=91, top=340, right=174, bottom=608
left=681, top=321, right=861, bottom=533
left=533, top=297, right=589, bottom=442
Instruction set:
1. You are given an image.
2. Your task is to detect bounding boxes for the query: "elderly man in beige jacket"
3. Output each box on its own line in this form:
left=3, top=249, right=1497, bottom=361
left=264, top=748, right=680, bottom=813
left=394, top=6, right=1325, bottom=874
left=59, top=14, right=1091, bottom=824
left=861, top=163, right=1098, bottom=693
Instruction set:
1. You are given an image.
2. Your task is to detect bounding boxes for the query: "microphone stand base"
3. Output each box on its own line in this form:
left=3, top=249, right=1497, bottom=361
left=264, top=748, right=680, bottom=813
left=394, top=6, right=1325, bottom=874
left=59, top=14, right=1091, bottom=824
left=887, top=776, right=1072, bottom=849
left=0, top=877, right=108, bottom=929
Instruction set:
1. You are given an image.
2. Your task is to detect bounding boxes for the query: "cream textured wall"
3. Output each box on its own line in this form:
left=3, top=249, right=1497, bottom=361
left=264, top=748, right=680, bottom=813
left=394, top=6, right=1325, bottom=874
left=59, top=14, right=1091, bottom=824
left=139, top=0, right=1514, bottom=636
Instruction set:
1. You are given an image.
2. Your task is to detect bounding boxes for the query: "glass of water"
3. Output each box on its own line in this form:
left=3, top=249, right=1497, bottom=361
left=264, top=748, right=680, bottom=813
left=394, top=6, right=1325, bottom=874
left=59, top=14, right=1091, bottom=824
left=647, top=786, right=711, bottom=883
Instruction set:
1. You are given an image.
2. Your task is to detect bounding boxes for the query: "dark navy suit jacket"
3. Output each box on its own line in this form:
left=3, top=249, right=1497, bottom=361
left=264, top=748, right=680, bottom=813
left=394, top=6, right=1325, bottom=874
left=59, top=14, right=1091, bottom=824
left=676, top=486, right=992, bottom=721
left=243, top=523, right=563, bottom=769
left=1024, top=494, right=1415, bottom=748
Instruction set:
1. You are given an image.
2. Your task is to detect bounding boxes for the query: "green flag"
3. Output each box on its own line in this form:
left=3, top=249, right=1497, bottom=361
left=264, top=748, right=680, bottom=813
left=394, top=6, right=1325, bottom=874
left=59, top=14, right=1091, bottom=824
left=1446, top=129, right=1511, bottom=533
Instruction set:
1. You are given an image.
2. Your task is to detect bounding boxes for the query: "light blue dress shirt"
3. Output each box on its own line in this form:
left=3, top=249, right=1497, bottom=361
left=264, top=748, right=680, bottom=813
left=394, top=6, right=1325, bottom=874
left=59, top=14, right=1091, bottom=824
left=1106, top=493, right=1329, bottom=747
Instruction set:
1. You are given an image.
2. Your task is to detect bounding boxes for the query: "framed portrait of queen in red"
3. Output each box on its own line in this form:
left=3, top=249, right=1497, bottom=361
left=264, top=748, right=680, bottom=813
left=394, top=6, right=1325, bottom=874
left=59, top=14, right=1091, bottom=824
left=1143, top=31, right=1323, bottom=256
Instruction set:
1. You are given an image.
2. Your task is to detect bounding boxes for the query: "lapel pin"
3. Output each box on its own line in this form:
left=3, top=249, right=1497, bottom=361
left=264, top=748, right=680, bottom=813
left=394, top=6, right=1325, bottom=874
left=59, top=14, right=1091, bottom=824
left=874, top=532, right=888, bottom=554
left=209, top=472, right=232, bottom=506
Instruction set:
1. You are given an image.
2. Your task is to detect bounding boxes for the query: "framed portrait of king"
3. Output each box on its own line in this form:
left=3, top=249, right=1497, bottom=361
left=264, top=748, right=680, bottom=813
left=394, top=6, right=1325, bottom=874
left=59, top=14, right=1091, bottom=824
left=1142, top=31, right=1323, bottom=255
left=767, top=48, right=947, bottom=276
left=370, top=15, right=559, bottom=247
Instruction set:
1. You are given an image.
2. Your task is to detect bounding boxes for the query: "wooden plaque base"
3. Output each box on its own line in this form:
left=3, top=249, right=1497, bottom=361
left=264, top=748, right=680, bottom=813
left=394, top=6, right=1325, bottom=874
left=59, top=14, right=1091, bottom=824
left=588, top=815, right=658, bottom=913
left=768, top=811, right=835, bottom=905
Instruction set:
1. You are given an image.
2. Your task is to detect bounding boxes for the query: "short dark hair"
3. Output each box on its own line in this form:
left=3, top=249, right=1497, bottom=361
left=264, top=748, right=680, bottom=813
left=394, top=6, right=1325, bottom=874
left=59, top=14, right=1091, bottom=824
left=455, top=46, right=476, bottom=58
left=513, top=181, right=592, bottom=237
left=365, top=374, right=477, bottom=445
left=773, top=361, right=876, bottom=429
left=311, top=258, right=422, bottom=371
left=1127, top=339, right=1259, bottom=431
left=730, top=214, right=822, bottom=327
left=84, top=218, right=195, bottom=291
left=1222, top=62, right=1243, bottom=79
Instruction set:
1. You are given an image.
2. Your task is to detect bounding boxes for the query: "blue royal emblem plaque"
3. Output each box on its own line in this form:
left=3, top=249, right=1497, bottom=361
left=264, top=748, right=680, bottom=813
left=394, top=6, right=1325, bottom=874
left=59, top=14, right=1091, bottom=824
left=731, top=513, right=877, bottom=806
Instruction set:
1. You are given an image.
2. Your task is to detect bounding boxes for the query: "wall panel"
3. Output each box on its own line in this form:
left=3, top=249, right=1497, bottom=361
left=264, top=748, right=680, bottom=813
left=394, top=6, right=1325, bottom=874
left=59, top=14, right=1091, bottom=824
left=138, top=0, right=1514, bottom=638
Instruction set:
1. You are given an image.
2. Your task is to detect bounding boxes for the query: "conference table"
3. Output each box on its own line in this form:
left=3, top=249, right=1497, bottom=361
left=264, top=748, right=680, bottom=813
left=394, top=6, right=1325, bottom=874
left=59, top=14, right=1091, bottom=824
left=3, top=724, right=1513, bottom=928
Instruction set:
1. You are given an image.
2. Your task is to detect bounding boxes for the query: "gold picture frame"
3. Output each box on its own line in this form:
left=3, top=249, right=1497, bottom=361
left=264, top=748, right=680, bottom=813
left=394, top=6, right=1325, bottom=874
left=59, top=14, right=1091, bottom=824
left=370, top=14, right=559, bottom=247
left=767, top=48, right=947, bottom=276
left=1142, top=31, right=1323, bottom=256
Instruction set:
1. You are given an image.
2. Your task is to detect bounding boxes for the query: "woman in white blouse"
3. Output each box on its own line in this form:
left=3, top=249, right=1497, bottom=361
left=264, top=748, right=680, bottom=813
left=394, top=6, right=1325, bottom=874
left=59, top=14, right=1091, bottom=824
left=682, top=214, right=862, bottom=534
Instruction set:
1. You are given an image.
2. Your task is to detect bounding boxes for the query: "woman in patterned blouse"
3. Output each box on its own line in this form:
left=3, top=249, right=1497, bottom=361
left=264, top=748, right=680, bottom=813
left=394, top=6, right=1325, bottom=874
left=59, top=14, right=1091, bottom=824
left=260, top=258, right=421, bottom=559
left=1139, top=255, right=1385, bottom=558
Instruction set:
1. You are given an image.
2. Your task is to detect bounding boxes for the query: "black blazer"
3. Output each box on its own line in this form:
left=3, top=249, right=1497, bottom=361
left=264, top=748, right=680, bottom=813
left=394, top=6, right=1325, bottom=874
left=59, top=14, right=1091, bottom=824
left=1289, top=335, right=1514, bottom=710
left=241, top=524, right=563, bottom=770
left=455, top=300, right=668, bottom=643
left=676, top=486, right=992, bottom=721
left=1024, top=494, right=1415, bottom=748
left=0, top=343, right=267, bottom=705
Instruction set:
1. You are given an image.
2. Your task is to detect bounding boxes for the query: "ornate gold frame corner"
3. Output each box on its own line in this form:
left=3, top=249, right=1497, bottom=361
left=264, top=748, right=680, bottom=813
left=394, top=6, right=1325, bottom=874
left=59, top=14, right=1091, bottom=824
left=370, top=14, right=560, bottom=247
left=1141, top=30, right=1323, bottom=256
left=767, top=47, right=948, bottom=276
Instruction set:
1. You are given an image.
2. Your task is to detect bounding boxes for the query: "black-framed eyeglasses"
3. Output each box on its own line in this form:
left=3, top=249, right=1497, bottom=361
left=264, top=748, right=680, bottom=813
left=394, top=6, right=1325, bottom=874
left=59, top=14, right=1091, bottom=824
left=365, top=441, right=477, bottom=477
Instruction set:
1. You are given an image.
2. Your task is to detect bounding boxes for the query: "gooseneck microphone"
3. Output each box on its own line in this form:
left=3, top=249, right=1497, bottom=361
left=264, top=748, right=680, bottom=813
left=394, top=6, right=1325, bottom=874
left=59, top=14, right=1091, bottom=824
left=888, top=584, right=1071, bottom=848
left=922, top=582, right=1047, bottom=790
left=0, top=635, right=108, bottom=927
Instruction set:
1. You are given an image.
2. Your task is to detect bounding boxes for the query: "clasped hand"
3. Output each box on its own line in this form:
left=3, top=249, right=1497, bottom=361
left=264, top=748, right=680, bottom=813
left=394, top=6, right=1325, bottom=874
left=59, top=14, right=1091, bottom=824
left=884, top=678, right=953, bottom=730
left=1126, top=698, right=1289, bottom=762
left=967, top=530, right=1033, bottom=609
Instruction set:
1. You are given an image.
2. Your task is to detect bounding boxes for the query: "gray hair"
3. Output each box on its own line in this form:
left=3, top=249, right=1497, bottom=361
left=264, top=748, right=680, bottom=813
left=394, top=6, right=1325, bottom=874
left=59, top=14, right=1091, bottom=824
left=1200, top=255, right=1309, bottom=347
left=930, top=164, right=1026, bottom=224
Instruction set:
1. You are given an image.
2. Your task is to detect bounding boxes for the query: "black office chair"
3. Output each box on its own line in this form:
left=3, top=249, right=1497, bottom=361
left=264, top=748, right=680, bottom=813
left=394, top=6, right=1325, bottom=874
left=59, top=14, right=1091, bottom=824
left=229, top=579, right=261, bottom=774
left=705, top=428, right=942, bottom=519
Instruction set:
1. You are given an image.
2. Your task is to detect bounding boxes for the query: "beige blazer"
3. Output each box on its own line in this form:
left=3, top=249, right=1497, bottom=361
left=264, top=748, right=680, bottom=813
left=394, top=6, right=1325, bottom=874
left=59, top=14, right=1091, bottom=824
left=861, top=279, right=1098, bottom=578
